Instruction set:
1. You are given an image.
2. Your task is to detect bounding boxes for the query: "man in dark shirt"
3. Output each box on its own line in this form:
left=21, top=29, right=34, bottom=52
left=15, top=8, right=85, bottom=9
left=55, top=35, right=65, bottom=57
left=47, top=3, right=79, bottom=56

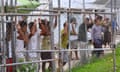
left=78, top=17, right=88, bottom=65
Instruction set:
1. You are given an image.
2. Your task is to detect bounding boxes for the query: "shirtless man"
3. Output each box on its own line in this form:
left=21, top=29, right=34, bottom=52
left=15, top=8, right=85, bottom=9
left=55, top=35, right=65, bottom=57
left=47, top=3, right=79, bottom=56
left=38, top=16, right=57, bottom=72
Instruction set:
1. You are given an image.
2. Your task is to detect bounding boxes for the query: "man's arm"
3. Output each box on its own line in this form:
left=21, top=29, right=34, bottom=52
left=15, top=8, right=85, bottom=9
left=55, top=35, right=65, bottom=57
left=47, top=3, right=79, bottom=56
left=78, top=25, right=81, bottom=41
left=63, top=23, right=68, bottom=35
left=72, top=24, right=77, bottom=35
left=89, top=14, right=94, bottom=24
left=16, top=24, right=28, bottom=44
left=29, top=20, right=37, bottom=39
left=91, top=25, right=95, bottom=43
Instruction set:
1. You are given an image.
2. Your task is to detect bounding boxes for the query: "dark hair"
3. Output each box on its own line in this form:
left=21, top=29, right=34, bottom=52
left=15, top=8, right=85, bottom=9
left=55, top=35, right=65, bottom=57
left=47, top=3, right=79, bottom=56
left=95, top=16, right=103, bottom=23
left=41, top=19, right=45, bottom=25
left=63, top=22, right=66, bottom=27
left=19, top=21, right=27, bottom=27
left=70, top=17, right=76, bottom=23
left=39, top=19, right=50, bottom=31
left=29, top=22, right=34, bottom=29
left=6, top=22, right=12, bottom=41
left=7, top=22, right=12, bottom=29
left=39, top=19, right=44, bottom=29
left=96, top=16, right=103, bottom=21
left=86, top=18, right=89, bottom=21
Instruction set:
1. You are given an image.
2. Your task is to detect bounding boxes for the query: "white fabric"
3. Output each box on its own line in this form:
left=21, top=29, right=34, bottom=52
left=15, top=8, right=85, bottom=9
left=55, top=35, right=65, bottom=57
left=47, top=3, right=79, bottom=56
left=60, top=48, right=69, bottom=62
left=70, top=23, right=78, bottom=40
left=87, top=31, right=92, bottom=41
left=28, top=31, right=39, bottom=58
left=16, top=39, right=25, bottom=58
left=8, top=41, right=12, bottom=58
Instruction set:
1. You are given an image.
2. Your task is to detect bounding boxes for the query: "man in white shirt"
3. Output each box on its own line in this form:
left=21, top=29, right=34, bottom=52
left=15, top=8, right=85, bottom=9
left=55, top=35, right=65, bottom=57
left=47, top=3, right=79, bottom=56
left=69, top=17, right=79, bottom=60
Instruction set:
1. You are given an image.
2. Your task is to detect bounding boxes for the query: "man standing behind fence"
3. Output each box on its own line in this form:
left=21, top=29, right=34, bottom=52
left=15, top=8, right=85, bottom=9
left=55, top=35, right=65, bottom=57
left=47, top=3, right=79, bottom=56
left=91, top=16, right=104, bottom=58
left=38, top=16, right=57, bottom=72
left=28, top=19, right=39, bottom=61
left=69, top=17, right=79, bottom=60
left=78, top=17, right=88, bottom=65
left=16, top=16, right=28, bottom=61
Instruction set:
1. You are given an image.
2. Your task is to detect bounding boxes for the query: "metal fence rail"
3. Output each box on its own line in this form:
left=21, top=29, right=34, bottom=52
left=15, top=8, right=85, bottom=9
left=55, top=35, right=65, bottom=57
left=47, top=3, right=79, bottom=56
left=16, top=48, right=113, bottom=53
left=17, top=8, right=116, bottom=14
left=0, top=13, right=59, bottom=16
left=0, top=59, right=56, bottom=67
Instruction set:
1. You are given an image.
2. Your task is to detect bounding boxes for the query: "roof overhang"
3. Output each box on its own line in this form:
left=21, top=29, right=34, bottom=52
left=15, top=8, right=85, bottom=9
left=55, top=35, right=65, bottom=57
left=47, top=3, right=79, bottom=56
left=94, top=0, right=108, bottom=5
left=105, top=0, right=120, bottom=8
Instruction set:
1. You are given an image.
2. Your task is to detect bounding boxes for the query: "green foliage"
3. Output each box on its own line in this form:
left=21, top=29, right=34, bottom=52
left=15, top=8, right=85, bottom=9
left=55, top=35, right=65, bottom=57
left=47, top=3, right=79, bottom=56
left=4, top=0, right=40, bottom=13
left=70, top=47, right=120, bottom=72
left=16, top=59, right=37, bottom=72
left=5, top=4, right=40, bottom=13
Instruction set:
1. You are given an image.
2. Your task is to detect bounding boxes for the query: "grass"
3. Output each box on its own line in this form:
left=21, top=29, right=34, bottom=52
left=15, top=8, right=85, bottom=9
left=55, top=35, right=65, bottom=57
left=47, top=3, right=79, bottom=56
left=70, top=45, right=120, bottom=72
left=16, top=59, right=37, bottom=72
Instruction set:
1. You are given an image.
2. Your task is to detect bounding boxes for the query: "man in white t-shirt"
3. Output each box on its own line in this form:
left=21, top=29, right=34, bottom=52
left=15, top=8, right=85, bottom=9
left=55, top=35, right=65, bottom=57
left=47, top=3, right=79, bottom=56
left=16, top=16, right=29, bottom=61
left=69, top=17, right=79, bottom=60
left=28, top=20, right=41, bottom=61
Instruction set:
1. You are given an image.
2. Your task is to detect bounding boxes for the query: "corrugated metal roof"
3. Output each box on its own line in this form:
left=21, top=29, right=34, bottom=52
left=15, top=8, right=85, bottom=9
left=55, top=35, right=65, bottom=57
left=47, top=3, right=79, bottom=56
left=94, top=0, right=120, bottom=8
left=105, top=0, right=120, bottom=8
left=94, top=0, right=108, bottom=4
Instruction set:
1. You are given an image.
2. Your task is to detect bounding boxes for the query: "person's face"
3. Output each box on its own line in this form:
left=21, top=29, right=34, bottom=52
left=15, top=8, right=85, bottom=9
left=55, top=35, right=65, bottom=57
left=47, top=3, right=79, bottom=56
left=66, top=22, right=68, bottom=26
left=39, top=22, right=44, bottom=29
left=96, top=19, right=101, bottom=25
left=30, top=25, right=36, bottom=32
left=106, top=19, right=109, bottom=23
left=65, top=23, right=68, bottom=28
left=22, top=25, right=27, bottom=32
left=30, top=26, right=33, bottom=32
left=85, top=19, right=89, bottom=24
left=72, top=20, right=76, bottom=25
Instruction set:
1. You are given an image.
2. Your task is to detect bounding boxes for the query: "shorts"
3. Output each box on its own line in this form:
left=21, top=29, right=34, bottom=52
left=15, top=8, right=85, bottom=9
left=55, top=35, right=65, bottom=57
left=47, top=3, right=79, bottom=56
left=16, top=39, right=25, bottom=59
left=93, top=41, right=104, bottom=56
left=60, top=49, right=69, bottom=62
left=41, top=52, right=52, bottom=60
left=70, top=40, right=78, bottom=49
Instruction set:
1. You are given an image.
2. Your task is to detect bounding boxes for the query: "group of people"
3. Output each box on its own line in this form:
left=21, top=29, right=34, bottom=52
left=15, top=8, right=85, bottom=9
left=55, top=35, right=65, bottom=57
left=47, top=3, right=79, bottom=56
left=60, top=14, right=112, bottom=66
left=3, top=16, right=57, bottom=72
left=5, top=14, right=112, bottom=72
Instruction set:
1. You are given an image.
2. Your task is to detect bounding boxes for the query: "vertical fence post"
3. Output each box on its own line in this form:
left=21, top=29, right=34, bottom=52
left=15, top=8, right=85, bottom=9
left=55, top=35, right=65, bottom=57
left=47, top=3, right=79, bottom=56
left=68, top=0, right=72, bottom=72
left=1, top=0, right=6, bottom=72
left=110, top=0, right=117, bottom=72
left=49, top=0, right=56, bottom=72
left=58, top=0, right=63, bottom=72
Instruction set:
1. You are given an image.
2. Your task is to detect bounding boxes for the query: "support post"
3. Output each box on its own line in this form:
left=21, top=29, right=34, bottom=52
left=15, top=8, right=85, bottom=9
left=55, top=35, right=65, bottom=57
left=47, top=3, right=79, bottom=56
left=68, top=0, right=71, bottom=72
left=1, top=0, right=6, bottom=72
left=49, top=0, right=56, bottom=72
